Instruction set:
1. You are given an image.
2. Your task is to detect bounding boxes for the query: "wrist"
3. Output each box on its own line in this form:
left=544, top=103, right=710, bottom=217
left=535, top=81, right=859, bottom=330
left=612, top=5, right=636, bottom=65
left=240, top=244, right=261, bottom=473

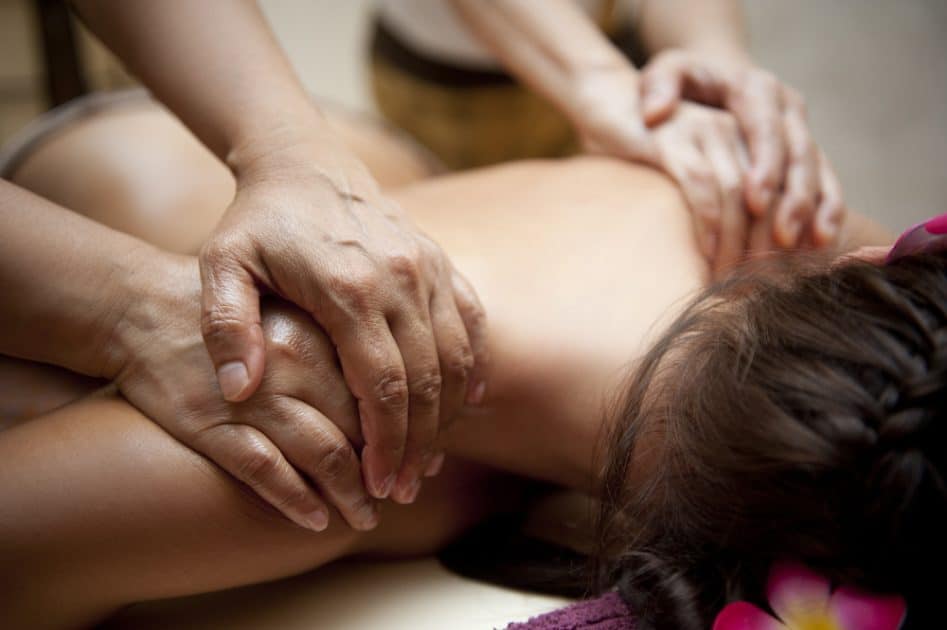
left=224, top=104, right=370, bottom=183
left=228, top=125, right=379, bottom=198
left=107, top=250, right=201, bottom=382
left=676, top=41, right=752, bottom=71
left=565, top=63, right=640, bottom=127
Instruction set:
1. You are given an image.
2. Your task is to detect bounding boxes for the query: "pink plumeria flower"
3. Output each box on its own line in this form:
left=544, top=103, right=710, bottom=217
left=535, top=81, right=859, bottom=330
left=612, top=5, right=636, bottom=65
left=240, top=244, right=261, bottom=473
left=713, top=562, right=906, bottom=630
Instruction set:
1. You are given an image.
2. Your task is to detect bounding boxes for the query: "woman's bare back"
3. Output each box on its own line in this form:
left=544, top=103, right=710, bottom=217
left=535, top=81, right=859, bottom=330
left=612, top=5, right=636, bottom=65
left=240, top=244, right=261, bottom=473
left=8, top=103, right=708, bottom=486
left=0, top=102, right=705, bottom=627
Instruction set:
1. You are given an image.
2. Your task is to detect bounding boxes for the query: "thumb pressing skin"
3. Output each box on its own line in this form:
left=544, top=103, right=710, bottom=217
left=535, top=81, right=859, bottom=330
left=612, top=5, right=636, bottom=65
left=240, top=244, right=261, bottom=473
left=199, top=256, right=267, bottom=402
left=640, top=66, right=683, bottom=127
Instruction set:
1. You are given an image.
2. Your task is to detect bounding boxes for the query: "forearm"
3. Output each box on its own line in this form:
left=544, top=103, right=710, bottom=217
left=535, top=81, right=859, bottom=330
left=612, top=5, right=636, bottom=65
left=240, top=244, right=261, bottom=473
left=0, top=395, right=359, bottom=628
left=0, top=395, right=500, bottom=628
left=451, top=0, right=632, bottom=116
left=71, top=0, right=349, bottom=176
left=0, top=180, right=157, bottom=378
left=637, top=0, right=750, bottom=65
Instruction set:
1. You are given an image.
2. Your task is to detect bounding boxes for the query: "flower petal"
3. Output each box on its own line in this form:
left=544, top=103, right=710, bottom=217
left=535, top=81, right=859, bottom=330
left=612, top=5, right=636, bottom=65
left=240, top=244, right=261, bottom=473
left=767, top=562, right=832, bottom=624
left=713, top=602, right=785, bottom=630
left=829, top=586, right=906, bottom=630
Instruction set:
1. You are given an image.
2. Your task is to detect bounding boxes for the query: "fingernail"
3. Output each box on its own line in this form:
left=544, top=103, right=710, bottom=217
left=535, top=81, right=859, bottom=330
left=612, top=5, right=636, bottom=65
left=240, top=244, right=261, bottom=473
left=817, top=214, right=839, bottom=245
left=781, top=217, right=802, bottom=246
left=357, top=500, right=379, bottom=530
left=402, top=479, right=421, bottom=504
left=755, top=182, right=775, bottom=213
left=304, top=509, right=329, bottom=532
left=466, top=380, right=487, bottom=405
left=424, top=452, right=445, bottom=478
left=374, top=473, right=396, bottom=500
left=392, top=475, right=418, bottom=504
left=217, top=361, right=250, bottom=401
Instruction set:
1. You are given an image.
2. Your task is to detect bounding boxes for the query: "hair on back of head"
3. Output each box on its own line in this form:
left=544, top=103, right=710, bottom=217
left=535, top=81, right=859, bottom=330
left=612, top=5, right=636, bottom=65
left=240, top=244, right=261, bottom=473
left=596, top=251, right=947, bottom=630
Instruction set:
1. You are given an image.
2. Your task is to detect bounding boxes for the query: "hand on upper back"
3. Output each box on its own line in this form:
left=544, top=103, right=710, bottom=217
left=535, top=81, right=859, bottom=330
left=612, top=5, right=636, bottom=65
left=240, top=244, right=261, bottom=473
left=569, top=58, right=845, bottom=276
left=570, top=66, right=750, bottom=274
left=638, top=49, right=846, bottom=258
left=113, top=254, right=379, bottom=533
left=198, top=139, right=487, bottom=506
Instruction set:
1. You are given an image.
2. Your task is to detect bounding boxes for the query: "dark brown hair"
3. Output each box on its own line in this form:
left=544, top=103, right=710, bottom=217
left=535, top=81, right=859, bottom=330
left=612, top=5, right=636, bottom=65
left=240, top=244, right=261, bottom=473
left=596, top=251, right=947, bottom=629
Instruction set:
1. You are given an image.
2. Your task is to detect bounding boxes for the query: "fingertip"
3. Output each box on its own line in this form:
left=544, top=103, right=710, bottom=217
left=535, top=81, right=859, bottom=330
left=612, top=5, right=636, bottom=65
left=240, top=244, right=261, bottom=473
left=465, top=379, right=486, bottom=406
left=360, top=443, right=397, bottom=500
left=745, top=177, right=775, bottom=217
left=424, top=452, right=446, bottom=478
left=641, top=92, right=675, bottom=127
left=351, top=497, right=380, bottom=531
left=775, top=218, right=803, bottom=248
left=217, top=361, right=251, bottom=402
left=377, top=473, right=396, bottom=500
left=814, top=203, right=845, bottom=247
left=303, top=508, right=329, bottom=532
left=391, top=477, right=421, bottom=505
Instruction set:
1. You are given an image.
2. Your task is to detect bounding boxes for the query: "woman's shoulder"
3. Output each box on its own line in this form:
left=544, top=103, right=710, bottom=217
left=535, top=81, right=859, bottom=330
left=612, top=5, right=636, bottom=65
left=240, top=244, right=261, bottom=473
left=403, top=155, right=679, bottom=201
left=397, top=155, right=687, bottom=235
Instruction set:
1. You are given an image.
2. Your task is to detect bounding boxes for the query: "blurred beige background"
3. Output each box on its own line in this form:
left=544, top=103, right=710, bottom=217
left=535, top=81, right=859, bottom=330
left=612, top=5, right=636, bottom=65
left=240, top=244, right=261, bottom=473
left=2, top=0, right=945, bottom=231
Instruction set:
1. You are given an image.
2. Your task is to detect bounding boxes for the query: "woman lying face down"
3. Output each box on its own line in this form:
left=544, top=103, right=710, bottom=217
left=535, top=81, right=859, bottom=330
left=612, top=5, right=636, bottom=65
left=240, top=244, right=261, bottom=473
left=597, top=247, right=947, bottom=629
left=0, top=97, right=924, bottom=628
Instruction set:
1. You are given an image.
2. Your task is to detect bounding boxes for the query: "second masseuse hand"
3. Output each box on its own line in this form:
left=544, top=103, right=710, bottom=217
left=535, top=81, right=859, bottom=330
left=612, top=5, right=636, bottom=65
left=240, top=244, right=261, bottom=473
left=638, top=49, right=846, bottom=257
left=115, top=254, right=380, bottom=532
left=569, top=64, right=757, bottom=276
left=198, top=130, right=489, bottom=508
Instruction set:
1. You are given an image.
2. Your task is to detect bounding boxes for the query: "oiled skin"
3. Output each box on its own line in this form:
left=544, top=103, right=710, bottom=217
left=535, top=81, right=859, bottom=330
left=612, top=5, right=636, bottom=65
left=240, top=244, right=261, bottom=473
left=0, top=104, right=888, bottom=628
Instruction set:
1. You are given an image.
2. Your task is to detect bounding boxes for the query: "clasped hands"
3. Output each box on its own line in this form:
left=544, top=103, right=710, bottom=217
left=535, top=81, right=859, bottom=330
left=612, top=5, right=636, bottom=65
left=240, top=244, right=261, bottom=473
left=107, top=134, right=487, bottom=533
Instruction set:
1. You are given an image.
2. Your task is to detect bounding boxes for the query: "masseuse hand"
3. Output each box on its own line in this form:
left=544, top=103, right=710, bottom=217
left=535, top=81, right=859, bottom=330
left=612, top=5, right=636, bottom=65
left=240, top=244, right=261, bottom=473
left=571, top=66, right=754, bottom=274
left=199, top=137, right=487, bottom=506
left=638, top=49, right=846, bottom=258
left=115, top=255, right=378, bottom=532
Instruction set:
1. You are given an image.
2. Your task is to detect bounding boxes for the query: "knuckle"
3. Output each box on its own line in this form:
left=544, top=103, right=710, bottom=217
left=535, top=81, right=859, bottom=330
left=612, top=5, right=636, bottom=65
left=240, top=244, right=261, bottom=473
left=460, top=300, right=487, bottom=332
left=784, top=87, right=805, bottom=110
left=684, top=165, right=715, bottom=187
left=201, top=309, right=245, bottom=345
left=784, top=193, right=815, bottom=216
left=721, top=179, right=743, bottom=202
left=826, top=199, right=846, bottom=218
left=410, top=369, right=443, bottom=404
left=757, top=166, right=782, bottom=189
left=443, top=346, right=474, bottom=383
left=694, top=203, right=720, bottom=223
left=275, top=486, right=313, bottom=514
left=238, top=442, right=280, bottom=487
left=199, top=238, right=233, bottom=267
left=373, top=368, right=409, bottom=410
left=334, top=270, right=380, bottom=313
left=385, top=249, right=424, bottom=289
left=315, top=441, right=357, bottom=483
left=752, top=69, right=779, bottom=91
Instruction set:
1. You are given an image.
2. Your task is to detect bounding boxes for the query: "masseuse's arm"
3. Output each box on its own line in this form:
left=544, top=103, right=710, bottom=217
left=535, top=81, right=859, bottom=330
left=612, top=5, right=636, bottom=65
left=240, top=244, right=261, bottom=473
left=0, top=181, right=382, bottom=533
left=451, top=0, right=843, bottom=274
left=71, top=0, right=489, bottom=506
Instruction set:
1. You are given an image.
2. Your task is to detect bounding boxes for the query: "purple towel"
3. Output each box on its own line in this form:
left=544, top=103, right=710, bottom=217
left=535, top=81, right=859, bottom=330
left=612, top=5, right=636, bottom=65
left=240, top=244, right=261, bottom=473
left=506, top=592, right=635, bottom=629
